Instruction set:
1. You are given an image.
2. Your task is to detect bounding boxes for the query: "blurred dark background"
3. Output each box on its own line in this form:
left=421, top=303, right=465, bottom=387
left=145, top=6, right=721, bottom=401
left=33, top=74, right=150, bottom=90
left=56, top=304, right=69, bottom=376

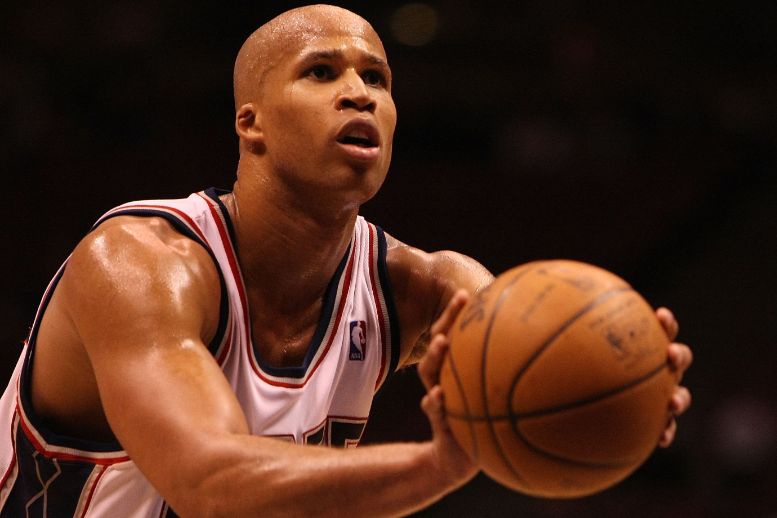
left=2, top=1, right=775, bottom=516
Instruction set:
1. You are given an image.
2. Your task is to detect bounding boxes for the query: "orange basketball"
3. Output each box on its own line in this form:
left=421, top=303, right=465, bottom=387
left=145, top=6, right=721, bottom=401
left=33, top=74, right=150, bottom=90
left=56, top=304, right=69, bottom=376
left=440, top=260, right=674, bottom=498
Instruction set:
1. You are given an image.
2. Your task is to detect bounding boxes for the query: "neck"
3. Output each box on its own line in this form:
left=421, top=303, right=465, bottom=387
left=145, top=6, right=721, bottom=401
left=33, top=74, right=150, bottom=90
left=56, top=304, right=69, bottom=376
left=224, top=167, right=359, bottom=316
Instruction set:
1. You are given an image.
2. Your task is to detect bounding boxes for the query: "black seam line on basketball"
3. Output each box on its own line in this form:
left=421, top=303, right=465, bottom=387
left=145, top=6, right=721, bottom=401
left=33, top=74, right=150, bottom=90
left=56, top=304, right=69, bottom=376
left=513, top=361, right=669, bottom=421
left=447, top=361, right=668, bottom=422
left=508, top=285, right=634, bottom=409
left=446, top=344, right=480, bottom=462
left=480, top=266, right=537, bottom=488
left=511, top=363, right=671, bottom=470
left=507, top=286, right=634, bottom=466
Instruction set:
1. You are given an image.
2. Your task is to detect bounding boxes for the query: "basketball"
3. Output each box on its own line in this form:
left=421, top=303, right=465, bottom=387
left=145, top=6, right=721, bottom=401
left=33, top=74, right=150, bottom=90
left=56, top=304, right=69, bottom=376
left=439, top=259, right=675, bottom=498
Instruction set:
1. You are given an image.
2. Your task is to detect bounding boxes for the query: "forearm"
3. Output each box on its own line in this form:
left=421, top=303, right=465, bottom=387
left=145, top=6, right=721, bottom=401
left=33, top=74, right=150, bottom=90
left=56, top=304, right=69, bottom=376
left=177, top=438, right=461, bottom=517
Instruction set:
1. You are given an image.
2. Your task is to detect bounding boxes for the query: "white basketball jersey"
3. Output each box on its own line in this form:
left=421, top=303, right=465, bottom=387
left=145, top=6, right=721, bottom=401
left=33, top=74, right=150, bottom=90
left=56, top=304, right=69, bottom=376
left=0, top=189, right=400, bottom=517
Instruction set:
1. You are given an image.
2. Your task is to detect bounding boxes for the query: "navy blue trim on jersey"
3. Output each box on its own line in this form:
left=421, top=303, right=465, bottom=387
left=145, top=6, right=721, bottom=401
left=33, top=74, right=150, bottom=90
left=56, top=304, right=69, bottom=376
left=252, top=243, right=352, bottom=379
left=375, top=225, right=401, bottom=379
left=19, top=265, right=124, bottom=453
left=0, top=425, right=96, bottom=518
left=15, top=205, right=234, bottom=456
left=204, top=187, right=236, bottom=244
left=205, top=187, right=357, bottom=380
left=96, top=208, right=230, bottom=358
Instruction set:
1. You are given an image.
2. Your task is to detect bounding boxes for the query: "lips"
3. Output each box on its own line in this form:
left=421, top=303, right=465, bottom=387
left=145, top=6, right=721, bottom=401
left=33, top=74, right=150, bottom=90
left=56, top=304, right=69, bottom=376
left=334, top=119, right=381, bottom=163
left=336, top=119, right=380, bottom=149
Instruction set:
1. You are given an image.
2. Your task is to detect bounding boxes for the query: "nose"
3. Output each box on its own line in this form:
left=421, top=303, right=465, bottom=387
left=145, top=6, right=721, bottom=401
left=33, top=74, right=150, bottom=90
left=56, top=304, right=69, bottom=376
left=335, top=70, right=376, bottom=113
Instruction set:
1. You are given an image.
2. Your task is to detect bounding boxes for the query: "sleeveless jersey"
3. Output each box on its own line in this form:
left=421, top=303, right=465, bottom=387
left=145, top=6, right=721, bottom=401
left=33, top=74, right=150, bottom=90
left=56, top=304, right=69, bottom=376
left=0, top=188, right=400, bottom=517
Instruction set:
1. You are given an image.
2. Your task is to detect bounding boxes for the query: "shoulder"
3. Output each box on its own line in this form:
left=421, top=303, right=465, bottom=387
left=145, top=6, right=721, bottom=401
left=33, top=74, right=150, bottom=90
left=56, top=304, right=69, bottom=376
left=78, top=215, right=193, bottom=257
left=62, top=215, right=222, bottom=344
left=69, top=215, right=218, bottom=294
left=384, top=232, right=493, bottom=367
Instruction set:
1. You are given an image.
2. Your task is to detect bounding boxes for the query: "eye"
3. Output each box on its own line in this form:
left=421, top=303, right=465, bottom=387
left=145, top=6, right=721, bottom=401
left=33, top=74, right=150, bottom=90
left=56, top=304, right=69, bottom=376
left=307, top=64, right=335, bottom=81
left=362, top=69, right=386, bottom=88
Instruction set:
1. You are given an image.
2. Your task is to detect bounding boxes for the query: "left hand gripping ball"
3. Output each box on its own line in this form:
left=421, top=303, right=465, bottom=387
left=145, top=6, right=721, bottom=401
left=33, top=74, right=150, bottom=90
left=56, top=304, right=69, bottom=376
left=440, top=260, right=674, bottom=498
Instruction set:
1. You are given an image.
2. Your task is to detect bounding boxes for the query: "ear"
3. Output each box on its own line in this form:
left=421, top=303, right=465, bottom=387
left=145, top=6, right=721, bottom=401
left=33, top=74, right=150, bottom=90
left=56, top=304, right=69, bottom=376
left=235, top=103, right=265, bottom=151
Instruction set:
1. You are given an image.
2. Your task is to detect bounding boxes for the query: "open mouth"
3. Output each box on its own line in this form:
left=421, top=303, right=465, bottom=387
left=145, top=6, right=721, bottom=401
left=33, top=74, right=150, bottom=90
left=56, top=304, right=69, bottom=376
left=338, top=134, right=376, bottom=148
left=338, top=135, right=374, bottom=148
left=336, top=121, right=379, bottom=149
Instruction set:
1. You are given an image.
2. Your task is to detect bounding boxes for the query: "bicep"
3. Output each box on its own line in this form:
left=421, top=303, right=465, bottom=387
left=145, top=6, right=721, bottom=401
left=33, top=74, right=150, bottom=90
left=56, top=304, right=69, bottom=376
left=62, top=221, right=248, bottom=498
left=386, top=235, right=494, bottom=368
left=406, top=251, right=493, bottom=364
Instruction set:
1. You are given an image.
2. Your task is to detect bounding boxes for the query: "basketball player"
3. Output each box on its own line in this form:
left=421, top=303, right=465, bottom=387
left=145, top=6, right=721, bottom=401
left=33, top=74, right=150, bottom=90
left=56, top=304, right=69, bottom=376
left=0, top=5, right=692, bottom=516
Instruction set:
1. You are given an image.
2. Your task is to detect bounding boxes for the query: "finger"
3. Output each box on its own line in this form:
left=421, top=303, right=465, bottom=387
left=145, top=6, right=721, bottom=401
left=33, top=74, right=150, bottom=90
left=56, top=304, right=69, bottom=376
left=655, top=307, right=679, bottom=341
left=430, top=290, right=470, bottom=337
left=667, top=343, right=693, bottom=381
left=658, top=418, right=677, bottom=448
left=422, top=385, right=458, bottom=448
left=669, top=385, right=692, bottom=416
left=417, top=334, right=449, bottom=392
left=421, top=385, right=445, bottom=425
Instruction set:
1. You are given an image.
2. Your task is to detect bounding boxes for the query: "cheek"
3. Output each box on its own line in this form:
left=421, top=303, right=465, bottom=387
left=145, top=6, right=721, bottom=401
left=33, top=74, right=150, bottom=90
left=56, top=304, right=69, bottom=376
left=269, top=88, right=326, bottom=142
left=380, top=100, right=398, bottom=141
left=287, top=85, right=331, bottom=125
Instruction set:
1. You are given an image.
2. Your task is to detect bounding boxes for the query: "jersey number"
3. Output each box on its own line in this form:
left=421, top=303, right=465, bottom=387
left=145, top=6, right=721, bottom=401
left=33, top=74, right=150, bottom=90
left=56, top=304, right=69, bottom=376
left=304, top=417, right=367, bottom=448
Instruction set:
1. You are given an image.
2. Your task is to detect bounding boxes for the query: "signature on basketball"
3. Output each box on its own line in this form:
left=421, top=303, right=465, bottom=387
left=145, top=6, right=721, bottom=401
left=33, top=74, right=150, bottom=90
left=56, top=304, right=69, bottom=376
left=537, top=267, right=597, bottom=292
left=588, top=298, right=660, bottom=367
left=603, top=317, right=658, bottom=368
left=518, top=282, right=555, bottom=323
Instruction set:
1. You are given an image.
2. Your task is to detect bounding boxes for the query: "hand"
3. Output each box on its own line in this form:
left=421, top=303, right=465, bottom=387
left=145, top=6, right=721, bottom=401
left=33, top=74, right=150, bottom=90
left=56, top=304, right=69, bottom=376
left=655, top=307, right=693, bottom=447
left=417, top=290, right=479, bottom=488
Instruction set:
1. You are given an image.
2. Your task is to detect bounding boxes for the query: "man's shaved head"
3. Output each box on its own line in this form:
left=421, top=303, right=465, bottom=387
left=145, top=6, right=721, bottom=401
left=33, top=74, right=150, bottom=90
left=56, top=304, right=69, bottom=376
left=233, top=5, right=385, bottom=110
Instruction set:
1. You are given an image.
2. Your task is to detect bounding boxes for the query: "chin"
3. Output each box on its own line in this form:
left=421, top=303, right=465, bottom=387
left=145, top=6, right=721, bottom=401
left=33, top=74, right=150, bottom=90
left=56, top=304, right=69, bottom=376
left=352, top=165, right=388, bottom=200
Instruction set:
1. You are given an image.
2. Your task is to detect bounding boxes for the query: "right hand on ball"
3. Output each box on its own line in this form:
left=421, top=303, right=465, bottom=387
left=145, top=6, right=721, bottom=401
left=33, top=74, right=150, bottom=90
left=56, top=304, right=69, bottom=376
left=418, top=290, right=479, bottom=488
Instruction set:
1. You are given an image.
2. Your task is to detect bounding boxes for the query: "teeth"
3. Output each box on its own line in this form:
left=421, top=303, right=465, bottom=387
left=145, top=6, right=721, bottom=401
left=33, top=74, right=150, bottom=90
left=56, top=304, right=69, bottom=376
left=339, top=125, right=376, bottom=147
left=342, top=137, right=370, bottom=147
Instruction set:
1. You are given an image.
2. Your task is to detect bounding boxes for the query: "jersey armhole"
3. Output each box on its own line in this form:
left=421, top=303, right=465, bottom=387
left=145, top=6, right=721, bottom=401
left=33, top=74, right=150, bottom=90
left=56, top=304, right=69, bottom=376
left=373, top=225, right=401, bottom=395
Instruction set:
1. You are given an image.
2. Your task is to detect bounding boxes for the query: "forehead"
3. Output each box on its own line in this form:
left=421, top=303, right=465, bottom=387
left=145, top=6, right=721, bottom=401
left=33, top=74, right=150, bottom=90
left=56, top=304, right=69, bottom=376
left=275, top=16, right=387, bottom=62
left=233, top=7, right=388, bottom=106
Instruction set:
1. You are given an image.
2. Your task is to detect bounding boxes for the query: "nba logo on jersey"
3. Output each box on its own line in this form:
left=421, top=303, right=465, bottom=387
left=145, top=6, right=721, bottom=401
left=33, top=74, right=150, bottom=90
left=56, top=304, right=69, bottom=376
left=349, top=320, right=367, bottom=360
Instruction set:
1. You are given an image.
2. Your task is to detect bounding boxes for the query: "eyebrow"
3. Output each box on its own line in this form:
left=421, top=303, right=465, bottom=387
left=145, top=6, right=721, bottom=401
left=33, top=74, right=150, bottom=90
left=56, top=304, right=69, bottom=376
left=298, top=49, right=390, bottom=69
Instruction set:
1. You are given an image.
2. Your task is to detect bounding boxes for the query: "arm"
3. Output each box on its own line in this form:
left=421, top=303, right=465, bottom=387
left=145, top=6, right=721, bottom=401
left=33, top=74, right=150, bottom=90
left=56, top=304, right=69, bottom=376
left=61, top=217, right=473, bottom=517
left=383, top=234, right=494, bottom=368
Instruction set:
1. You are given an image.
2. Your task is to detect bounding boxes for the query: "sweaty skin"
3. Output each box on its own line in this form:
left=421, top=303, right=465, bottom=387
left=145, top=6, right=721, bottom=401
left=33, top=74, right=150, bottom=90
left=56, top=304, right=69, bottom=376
left=27, top=5, right=692, bottom=517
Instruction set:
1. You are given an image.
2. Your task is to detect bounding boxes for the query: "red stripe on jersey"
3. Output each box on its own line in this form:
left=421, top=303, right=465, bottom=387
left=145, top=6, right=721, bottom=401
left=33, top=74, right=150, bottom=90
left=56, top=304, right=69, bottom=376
left=195, top=193, right=257, bottom=379
left=302, top=248, right=357, bottom=384
left=248, top=247, right=357, bottom=389
left=215, top=326, right=233, bottom=365
left=16, top=404, right=129, bottom=465
left=0, top=411, right=19, bottom=498
left=78, top=465, right=108, bottom=518
left=368, top=225, right=388, bottom=391
left=303, top=415, right=328, bottom=443
left=198, top=192, right=358, bottom=389
left=195, top=193, right=243, bottom=301
left=102, top=204, right=208, bottom=244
